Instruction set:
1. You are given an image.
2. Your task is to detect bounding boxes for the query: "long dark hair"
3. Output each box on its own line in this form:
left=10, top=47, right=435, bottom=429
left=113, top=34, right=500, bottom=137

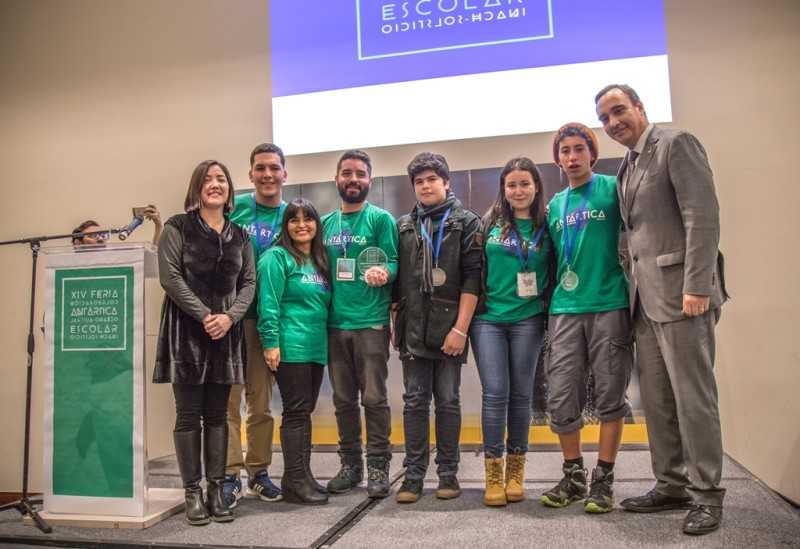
left=276, top=198, right=330, bottom=285
left=482, top=157, right=546, bottom=241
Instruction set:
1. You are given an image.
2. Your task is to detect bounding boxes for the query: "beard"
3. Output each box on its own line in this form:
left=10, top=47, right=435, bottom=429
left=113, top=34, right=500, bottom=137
left=338, top=183, right=370, bottom=204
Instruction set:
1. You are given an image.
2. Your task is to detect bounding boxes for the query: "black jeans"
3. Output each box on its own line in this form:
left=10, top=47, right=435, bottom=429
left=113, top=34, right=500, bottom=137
left=401, top=357, right=462, bottom=481
left=274, top=362, right=324, bottom=431
left=328, top=328, right=391, bottom=463
left=172, top=383, right=231, bottom=432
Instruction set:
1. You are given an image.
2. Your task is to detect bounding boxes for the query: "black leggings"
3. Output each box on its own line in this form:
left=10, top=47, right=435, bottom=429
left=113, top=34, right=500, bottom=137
left=172, top=383, right=231, bottom=432
left=274, top=363, right=324, bottom=430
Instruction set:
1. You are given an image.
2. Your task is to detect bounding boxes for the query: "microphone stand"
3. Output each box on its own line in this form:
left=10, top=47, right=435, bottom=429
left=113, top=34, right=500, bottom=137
left=0, top=226, right=128, bottom=534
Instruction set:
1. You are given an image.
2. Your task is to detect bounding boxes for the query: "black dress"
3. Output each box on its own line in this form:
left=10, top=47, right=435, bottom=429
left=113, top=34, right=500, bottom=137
left=153, top=211, right=255, bottom=385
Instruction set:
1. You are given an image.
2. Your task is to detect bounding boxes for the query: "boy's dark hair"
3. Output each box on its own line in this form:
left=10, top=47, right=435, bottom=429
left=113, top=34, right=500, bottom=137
left=250, top=143, right=286, bottom=168
left=407, top=152, right=450, bottom=184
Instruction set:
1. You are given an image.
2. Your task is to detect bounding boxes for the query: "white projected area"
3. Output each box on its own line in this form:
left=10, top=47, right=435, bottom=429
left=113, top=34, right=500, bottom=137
left=271, top=1, right=671, bottom=155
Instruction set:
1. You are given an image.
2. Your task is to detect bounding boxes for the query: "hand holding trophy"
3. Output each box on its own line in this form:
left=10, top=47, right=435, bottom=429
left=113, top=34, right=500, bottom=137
left=358, top=246, right=389, bottom=287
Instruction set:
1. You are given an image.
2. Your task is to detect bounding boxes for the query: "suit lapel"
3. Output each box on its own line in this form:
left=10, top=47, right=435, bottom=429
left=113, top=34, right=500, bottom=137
left=626, top=128, right=660, bottom=214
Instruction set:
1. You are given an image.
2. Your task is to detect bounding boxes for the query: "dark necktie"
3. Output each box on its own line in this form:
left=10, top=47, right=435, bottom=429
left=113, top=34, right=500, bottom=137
left=624, top=150, right=640, bottom=203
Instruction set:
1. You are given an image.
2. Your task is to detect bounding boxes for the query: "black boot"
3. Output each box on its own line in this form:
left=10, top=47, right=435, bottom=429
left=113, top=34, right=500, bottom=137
left=173, top=430, right=210, bottom=526
left=204, top=424, right=234, bottom=522
left=303, top=419, right=328, bottom=494
left=281, top=421, right=328, bottom=505
left=367, top=456, right=391, bottom=499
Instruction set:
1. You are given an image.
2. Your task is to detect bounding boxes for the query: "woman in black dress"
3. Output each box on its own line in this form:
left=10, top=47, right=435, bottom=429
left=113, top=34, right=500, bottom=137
left=153, top=160, right=255, bottom=525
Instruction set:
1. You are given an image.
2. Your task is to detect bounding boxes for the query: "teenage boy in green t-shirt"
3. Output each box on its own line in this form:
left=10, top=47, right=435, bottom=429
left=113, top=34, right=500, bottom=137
left=223, top=143, right=288, bottom=507
left=321, top=150, right=399, bottom=499
left=541, top=123, right=632, bottom=514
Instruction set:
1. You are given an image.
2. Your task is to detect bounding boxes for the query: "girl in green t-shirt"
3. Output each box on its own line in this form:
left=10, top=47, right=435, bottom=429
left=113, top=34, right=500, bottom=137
left=257, top=198, right=331, bottom=505
left=470, top=157, right=551, bottom=507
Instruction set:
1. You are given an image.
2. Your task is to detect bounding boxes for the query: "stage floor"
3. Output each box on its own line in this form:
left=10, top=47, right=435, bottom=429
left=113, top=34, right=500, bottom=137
left=0, top=448, right=797, bottom=549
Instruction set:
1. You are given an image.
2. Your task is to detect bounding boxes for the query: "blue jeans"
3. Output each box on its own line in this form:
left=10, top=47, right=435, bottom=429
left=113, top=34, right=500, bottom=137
left=470, top=314, right=545, bottom=457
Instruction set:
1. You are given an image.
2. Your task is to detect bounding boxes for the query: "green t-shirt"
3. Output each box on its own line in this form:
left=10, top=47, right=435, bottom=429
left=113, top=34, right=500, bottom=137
left=477, top=218, right=551, bottom=323
left=257, top=246, right=331, bottom=365
left=321, top=202, right=399, bottom=329
left=546, top=173, right=628, bottom=314
left=230, top=192, right=287, bottom=318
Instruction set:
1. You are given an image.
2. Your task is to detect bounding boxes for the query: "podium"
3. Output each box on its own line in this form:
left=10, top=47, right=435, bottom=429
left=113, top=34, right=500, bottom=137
left=33, top=243, right=183, bottom=528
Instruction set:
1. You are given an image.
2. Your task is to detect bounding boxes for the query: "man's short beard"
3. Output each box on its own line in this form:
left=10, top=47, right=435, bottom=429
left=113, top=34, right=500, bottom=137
left=338, top=184, right=369, bottom=204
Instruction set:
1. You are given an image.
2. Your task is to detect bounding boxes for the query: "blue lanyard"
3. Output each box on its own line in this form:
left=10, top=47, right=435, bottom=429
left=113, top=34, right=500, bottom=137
left=562, top=177, right=595, bottom=265
left=251, top=194, right=279, bottom=257
left=419, top=207, right=452, bottom=267
left=511, top=224, right=546, bottom=272
left=337, top=206, right=367, bottom=257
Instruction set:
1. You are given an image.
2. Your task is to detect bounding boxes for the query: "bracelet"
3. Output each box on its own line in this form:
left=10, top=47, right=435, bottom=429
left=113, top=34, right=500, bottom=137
left=450, top=327, right=467, bottom=338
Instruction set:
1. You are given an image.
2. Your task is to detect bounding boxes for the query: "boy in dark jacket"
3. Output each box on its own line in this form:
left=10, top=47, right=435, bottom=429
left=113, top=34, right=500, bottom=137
left=392, top=152, right=482, bottom=503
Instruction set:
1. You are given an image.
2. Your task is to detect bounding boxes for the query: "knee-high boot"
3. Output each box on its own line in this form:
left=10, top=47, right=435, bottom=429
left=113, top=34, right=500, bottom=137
left=174, top=430, right=210, bottom=526
left=281, top=420, right=328, bottom=505
left=204, top=424, right=234, bottom=522
left=303, top=419, right=328, bottom=494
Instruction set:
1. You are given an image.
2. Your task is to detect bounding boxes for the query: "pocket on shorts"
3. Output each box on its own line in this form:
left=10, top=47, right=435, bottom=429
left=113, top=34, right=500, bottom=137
left=606, top=336, right=634, bottom=375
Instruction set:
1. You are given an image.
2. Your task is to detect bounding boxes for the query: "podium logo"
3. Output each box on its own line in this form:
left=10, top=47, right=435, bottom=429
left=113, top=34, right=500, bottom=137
left=356, top=0, right=554, bottom=60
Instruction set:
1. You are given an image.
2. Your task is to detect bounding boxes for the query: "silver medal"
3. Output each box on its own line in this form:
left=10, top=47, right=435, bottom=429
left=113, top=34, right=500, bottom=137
left=431, top=267, right=447, bottom=287
left=560, top=268, right=579, bottom=292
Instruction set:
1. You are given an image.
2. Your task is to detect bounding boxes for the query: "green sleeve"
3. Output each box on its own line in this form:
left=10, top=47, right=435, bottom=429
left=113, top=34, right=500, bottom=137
left=378, top=211, right=400, bottom=282
left=257, top=251, right=286, bottom=350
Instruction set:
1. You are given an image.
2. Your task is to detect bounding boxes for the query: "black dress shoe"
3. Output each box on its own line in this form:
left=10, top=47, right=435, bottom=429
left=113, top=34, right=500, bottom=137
left=621, top=488, right=692, bottom=513
left=683, top=504, right=722, bottom=535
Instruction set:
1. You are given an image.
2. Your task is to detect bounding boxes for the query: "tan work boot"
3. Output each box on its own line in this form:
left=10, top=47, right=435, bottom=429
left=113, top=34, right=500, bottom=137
left=505, top=453, right=526, bottom=502
left=483, top=457, right=507, bottom=507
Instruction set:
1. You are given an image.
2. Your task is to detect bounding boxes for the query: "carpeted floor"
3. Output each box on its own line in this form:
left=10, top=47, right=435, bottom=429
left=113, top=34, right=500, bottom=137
left=0, top=449, right=797, bottom=549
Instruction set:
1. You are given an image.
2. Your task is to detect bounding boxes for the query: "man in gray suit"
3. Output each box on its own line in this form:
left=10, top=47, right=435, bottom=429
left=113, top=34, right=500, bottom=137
left=595, top=84, right=727, bottom=535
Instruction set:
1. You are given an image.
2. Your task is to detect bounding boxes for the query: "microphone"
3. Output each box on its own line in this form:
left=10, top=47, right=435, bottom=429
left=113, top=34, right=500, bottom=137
left=118, top=216, right=144, bottom=241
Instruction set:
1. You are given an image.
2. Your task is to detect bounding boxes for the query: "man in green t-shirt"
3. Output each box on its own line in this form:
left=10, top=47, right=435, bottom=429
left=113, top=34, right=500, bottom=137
left=223, top=143, right=288, bottom=507
left=540, top=123, right=632, bottom=514
left=321, top=150, right=399, bottom=499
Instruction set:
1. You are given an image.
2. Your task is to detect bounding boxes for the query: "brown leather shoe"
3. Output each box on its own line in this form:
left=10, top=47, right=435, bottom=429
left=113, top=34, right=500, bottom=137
left=396, top=478, right=423, bottom=504
left=435, top=476, right=461, bottom=499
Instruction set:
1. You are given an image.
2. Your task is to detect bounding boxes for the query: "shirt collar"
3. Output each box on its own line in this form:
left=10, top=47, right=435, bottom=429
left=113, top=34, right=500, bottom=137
left=632, top=124, right=654, bottom=155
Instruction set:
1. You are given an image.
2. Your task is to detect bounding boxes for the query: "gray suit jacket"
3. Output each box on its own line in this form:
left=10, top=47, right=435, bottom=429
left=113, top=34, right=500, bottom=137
left=617, top=125, right=727, bottom=323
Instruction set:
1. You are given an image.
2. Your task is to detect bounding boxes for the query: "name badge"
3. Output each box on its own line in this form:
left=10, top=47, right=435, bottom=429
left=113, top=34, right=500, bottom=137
left=517, top=271, right=538, bottom=298
left=336, top=258, right=356, bottom=281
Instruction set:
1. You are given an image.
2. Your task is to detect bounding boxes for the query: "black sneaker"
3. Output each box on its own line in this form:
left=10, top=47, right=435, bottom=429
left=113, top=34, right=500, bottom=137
left=540, top=462, right=587, bottom=508
left=367, top=459, right=390, bottom=499
left=435, top=476, right=461, bottom=500
left=396, top=478, right=423, bottom=503
left=585, top=466, right=614, bottom=513
left=326, top=462, right=363, bottom=494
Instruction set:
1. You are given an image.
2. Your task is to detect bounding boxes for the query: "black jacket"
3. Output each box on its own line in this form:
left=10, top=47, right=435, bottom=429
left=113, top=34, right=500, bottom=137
left=153, top=212, right=255, bottom=384
left=393, top=198, right=482, bottom=363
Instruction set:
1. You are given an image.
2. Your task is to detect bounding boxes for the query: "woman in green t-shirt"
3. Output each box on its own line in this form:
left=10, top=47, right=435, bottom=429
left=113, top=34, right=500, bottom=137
left=470, top=157, right=551, bottom=507
left=258, top=198, right=331, bottom=505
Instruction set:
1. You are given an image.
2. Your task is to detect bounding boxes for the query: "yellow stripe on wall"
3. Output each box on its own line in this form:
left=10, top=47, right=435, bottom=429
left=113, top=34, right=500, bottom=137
left=243, top=417, right=648, bottom=446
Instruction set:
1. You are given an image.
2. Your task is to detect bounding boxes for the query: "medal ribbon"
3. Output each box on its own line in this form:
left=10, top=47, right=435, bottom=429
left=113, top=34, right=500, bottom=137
left=562, top=177, right=595, bottom=267
left=511, top=224, right=546, bottom=272
left=419, top=207, right=452, bottom=267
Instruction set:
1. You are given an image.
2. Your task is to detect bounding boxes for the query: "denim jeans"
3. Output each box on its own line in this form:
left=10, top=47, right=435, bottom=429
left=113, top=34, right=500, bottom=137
left=401, top=357, right=462, bottom=480
left=328, top=327, right=391, bottom=463
left=469, top=314, right=545, bottom=457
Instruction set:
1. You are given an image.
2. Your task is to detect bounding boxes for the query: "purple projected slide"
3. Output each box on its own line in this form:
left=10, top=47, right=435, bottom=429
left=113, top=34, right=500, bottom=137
left=271, top=0, right=666, bottom=97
